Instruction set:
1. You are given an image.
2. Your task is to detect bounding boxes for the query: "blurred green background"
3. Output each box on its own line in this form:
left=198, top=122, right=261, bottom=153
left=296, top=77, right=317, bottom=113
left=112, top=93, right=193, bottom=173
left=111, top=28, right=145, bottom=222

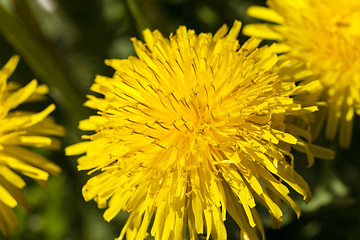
left=0, top=0, right=359, bottom=239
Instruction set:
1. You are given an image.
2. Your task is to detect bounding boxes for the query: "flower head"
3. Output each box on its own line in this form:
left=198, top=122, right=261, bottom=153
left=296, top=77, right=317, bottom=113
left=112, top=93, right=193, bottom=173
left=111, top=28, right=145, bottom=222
left=66, top=21, right=325, bottom=240
left=243, top=0, right=360, bottom=148
left=0, top=56, right=65, bottom=235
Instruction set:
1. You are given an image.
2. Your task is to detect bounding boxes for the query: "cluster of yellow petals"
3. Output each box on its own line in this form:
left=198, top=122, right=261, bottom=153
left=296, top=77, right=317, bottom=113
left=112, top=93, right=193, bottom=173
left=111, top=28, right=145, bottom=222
left=243, top=0, right=360, bottom=148
left=67, top=21, right=333, bottom=240
left=0, top=56, right=65, bottom=235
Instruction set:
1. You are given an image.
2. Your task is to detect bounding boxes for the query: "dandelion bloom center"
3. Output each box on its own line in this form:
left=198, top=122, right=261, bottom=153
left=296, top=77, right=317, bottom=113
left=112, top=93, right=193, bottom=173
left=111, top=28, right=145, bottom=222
left=285, top=1, right=360, bottom=80
left=243, top=0, right=360, bottom=148
left=66, top=21, right=327, bottom=240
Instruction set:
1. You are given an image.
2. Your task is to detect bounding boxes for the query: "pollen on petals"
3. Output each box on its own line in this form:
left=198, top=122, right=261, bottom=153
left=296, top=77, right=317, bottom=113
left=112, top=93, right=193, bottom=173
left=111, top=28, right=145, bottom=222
left=67, top=21, right=330, bottom=240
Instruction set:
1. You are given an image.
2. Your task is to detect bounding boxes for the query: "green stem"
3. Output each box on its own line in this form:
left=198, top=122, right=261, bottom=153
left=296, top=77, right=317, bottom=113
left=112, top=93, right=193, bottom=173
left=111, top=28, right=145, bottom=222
left=126, top=0, right=149, bottom=36
left=0, top=4, right=87, bottom=125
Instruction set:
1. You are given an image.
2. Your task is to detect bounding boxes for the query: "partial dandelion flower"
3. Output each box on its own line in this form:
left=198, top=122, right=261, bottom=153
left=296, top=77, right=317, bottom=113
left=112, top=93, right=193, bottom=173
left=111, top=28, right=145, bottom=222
left=66, top=21, right=332, bottom=240
left=243, top=0, right=360, bottom=148
left=0, top=56, right=65, bottom=235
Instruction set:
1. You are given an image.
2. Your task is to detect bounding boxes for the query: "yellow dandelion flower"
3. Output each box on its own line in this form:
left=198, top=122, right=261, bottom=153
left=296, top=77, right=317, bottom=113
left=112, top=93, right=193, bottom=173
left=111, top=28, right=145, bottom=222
left=66, top=21, right=330, bottom=240
left=243, top=0, right=360, bottom=148
left=0, top=56, right=65, bottom=235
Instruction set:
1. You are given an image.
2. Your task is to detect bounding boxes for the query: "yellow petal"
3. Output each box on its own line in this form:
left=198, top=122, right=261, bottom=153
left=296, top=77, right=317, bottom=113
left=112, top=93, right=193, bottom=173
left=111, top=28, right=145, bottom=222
left=0, top=184, right=17, bottom=208
left=242, top=24, right=283, bottom=40
left=65, top=141, right=91, bottom=156
left=4, top=79, right=37, bottom=110
left=247, top=6, right=284, bottom=24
